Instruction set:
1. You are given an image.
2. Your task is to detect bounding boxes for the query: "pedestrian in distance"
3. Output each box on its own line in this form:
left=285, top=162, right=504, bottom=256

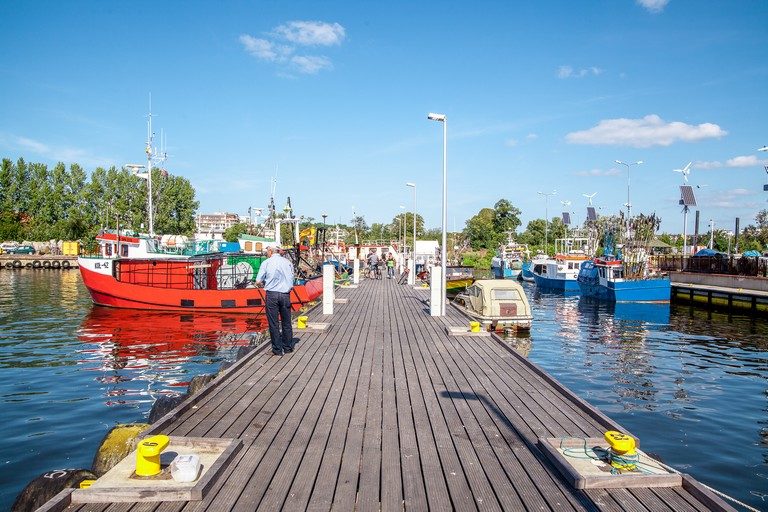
left=256, top=245, right=295, bottom=356
left=367, top=249, right=379, bottom=279
left=386, top=254, right=396, bottom=278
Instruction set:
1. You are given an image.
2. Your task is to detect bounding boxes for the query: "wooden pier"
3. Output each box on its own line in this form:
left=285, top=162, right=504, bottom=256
left=43, top=277, right=733, bottom=511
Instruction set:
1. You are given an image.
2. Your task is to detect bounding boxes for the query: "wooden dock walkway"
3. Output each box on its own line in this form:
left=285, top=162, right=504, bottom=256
left=49, top=277, right=732, bottom=511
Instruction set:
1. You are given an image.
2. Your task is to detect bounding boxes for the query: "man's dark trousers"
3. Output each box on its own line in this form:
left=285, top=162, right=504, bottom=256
left=266, top=290, right=293, bottom=353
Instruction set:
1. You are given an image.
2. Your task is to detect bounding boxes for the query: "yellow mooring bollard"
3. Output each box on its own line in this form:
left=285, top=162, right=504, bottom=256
left=297, top=316, right=308, bottom=329
left=604, top=431, right=638, bottom=471
left=469, top=321, right=481, bottom=333
left=135, top=434, right=170, bottom=477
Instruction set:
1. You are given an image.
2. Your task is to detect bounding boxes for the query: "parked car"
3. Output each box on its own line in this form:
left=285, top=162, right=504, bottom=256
left=4, top=245, right=36, bottom=255
left=0, top=242, right=19, bottom=253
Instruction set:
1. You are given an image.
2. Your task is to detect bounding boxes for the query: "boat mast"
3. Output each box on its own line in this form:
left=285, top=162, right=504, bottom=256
left=145, top=101, right=155, bottom=236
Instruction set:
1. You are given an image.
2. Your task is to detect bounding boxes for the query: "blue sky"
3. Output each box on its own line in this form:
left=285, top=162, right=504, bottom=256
left=1, top=1, right=766, bottom=234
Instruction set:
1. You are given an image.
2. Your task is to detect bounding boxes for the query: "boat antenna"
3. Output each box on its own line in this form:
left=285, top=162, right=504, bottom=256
left=145, top=96, right=155, bottom=236
left=142, top=93, right=169, bottom=236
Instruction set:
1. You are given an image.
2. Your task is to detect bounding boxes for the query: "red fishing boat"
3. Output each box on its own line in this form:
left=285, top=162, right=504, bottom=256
left=78, top=231, right=323, bottom=313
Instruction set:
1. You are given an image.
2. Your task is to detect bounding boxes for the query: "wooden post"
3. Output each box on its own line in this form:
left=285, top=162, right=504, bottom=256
left=429, top=265, right=442, bottom=316
left=352, top=258, right=360, bottom=284
left=322, top=263, right=334, bottom=315
left=407, top=258, right=415, bottom=285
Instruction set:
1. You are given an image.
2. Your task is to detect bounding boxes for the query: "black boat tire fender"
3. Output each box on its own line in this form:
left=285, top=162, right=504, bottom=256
left=12, top=260, right=21, bottom=268
left=43, top=260, right=52, bottom=269
left=32, top=260, right=42, bottom=269
left=61, top=260, right=71, bottom=269
left=52, top=260, right=61, bottom=269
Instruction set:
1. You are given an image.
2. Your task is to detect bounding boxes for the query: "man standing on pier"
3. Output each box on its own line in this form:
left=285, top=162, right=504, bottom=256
left=256, top=245, right=295, bottom=356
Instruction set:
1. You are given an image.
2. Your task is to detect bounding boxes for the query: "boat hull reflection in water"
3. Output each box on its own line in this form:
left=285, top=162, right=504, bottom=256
left=77, top=307, right=268, bottom=403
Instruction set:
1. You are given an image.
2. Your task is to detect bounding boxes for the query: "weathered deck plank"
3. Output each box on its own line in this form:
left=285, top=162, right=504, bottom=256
left=54, top=275, right=732, bottom=512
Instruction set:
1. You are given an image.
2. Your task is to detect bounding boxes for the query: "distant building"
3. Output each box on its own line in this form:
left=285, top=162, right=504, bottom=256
left=195, top=212, right=241, bottom=240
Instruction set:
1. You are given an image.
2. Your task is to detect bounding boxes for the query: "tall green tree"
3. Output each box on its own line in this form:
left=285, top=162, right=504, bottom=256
left=223, top=222, right=248, bottom=242
left=464, top=208, right=497, bottom=249
left=492, top=199, right=522, bottom=235
left=154, top=172, right=199, bottom=236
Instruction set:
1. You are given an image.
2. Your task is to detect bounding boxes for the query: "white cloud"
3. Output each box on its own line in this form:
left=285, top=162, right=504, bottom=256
left=695, top=155, right=766, bottom=170
left=273, top=21, right=345, bottom=46
left=637, top=0, right=670, bottom=13
left=506, top=133, right=538, bottom=148
left=565, top=114, right=727, bottom=148
left=240, top=20, right=345, bottom=76
left=710, top=188, right=759, bottom=208
left=694, top=160, right=722, bottom=170
left=726, top=155, right=762, bottom=167
left=0, top=133, right=113, bottom=168
left=238, top=35, right=292, bottom=62
left=558, top=65, right=603, bottom=79
left=291, top=55, right=332, bottom=74
left=15, top=136, right=50, bottom=154
left=574, top=168, right=622, bottom=177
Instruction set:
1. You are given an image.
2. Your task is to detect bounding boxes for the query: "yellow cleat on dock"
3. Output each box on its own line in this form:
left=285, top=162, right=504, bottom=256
left=136, top=434, right=170, bottom=477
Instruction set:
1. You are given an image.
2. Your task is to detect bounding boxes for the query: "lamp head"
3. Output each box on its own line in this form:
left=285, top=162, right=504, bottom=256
left=406, top=182, right=416, bottom=188
left=427, top=112, right=446, bottom=122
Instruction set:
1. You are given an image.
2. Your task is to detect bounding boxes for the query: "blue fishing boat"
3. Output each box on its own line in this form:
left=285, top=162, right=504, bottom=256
left=531, top=252, right=590, bottom=291
left=490, top=235, right=529, bottom=279
left=520, top=253, right=547, bottom=282
left=531, top=238, right=591, bottom=291
left=577, top=228, right=670, bottom=302
left=577, top=257, right=670, bottom=302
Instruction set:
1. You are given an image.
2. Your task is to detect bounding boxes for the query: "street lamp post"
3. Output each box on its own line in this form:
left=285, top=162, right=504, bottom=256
left=406, top=183, right=416, bottom=256
left=406, top=183, right=416, bottom=286
left=709, top=219, right=715, bottom=249
left=537, top=190, right=556, bottom=254
left=428, top=112, right=447, bottom=315
left=321, top=213, right=327, bottom=255
left=399, top=205, right=405, bottom=251
left=614, top=159, right=643, bottom=237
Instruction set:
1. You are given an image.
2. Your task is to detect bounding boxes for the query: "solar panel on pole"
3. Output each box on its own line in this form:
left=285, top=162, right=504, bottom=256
left=562, top=212, right=571, bottom=225
left=586, top=207, right=597, bottom=221
left=679, top=185, right=696, bottom=207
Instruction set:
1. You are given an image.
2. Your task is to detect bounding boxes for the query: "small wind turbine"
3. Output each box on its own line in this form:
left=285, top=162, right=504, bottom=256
left=673, top=162, right=693, bottom=183
left=582, top=192, right=597, bottom=205
left=560, top=200, right=571, bottom=207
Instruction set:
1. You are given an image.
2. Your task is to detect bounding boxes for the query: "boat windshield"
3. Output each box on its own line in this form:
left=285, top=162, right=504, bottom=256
left=492, top=289, right=518, bottom=300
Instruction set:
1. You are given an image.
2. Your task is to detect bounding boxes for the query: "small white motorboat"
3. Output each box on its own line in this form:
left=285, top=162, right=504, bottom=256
left=451, top=279, right=533, bottom=331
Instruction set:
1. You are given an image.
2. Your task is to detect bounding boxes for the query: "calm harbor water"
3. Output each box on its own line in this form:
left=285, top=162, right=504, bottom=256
left=0, top=270, right=266, bottom=510
left=0, top=272, right=766, bottom=510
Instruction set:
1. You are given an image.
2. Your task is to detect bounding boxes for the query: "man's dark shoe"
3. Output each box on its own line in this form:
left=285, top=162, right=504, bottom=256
left=284, top=347, right=294, bottom=353
left=272, top=350, right=283, bottom=356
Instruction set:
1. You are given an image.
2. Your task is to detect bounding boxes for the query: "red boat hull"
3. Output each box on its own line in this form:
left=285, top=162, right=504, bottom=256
left=80, top=265, right=323, bottom=313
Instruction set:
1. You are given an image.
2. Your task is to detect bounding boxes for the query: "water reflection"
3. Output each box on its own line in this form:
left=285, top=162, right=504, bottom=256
left=525, top=291, right=768, bottom=509
left=76, top=307, right=268, bottom=406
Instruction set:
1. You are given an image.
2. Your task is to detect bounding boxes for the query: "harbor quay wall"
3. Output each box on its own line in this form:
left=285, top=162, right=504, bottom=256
left=670, top=271, right=768, bottom=293
left=0, top=254, right=79, bottom=269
